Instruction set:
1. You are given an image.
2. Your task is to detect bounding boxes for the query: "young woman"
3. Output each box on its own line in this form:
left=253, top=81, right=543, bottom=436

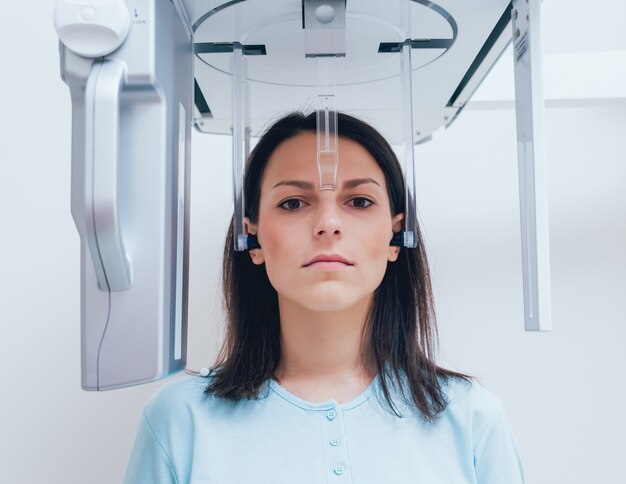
left=124, top=112, right=524, bottom=483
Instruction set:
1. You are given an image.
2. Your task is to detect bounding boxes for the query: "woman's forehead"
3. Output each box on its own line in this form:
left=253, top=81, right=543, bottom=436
left=262, top=132, right=385, bottom=188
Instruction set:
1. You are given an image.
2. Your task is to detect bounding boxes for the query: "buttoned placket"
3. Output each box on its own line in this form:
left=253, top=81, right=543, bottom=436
left=267, top=375, right=380, bottom=484
left=320, top=406, right=351, bottom=482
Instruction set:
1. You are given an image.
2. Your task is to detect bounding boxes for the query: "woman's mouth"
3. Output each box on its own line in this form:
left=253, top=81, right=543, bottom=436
left=303, top=254, right=354, bottom=270
left=304, top=261, right=353, bottom=270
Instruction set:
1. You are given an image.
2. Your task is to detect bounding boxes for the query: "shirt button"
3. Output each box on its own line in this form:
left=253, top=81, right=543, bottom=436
left=330, top=437, right=340, bottom=446
left=326, top=409, right=337, bottom=421
left=334, top=465, right=345, bottom=475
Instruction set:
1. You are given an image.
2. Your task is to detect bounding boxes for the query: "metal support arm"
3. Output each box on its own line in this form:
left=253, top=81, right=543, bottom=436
left=512, top=0, right=552, bottom=331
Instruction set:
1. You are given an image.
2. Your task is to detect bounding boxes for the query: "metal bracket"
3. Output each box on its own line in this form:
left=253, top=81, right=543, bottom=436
left=231, top=42, right=250, bottom=251
left=399, top=39, right=418, bottom=248
left=194, top=42, right=267, bottom=56
left=512, top=0, right=552, bottom=331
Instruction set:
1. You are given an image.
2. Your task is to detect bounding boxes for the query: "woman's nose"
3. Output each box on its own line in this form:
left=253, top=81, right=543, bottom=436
left=313, top=203, right=342, bottom=238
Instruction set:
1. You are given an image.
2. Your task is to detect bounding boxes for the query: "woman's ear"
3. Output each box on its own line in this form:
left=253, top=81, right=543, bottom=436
left=388, top=212, right=404, bottom=262
left=244, top=217, right=265, bottom=265
left=391, top=212, right=404, bottom=233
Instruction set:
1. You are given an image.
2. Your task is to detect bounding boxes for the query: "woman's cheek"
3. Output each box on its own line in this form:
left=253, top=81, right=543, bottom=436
left=370, top=227, right=395, bottom=279
left=260, top=228, right=299, bottom=291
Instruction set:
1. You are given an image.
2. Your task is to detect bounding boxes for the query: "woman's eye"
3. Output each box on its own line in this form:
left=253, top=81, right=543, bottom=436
left=350, top=197, right=374, bottom=209
left=279, top=199, right=305, bottom=211
left=278, top=197, right=373, bottom=210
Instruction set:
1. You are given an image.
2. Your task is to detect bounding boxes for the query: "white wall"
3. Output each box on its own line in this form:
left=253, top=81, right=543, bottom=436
left=417, top=105, right=626, bottom=484
left=1, top=1, right=624, bottom=483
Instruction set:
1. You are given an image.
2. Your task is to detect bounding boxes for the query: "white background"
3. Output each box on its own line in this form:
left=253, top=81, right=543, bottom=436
left=0, top=1, right=624, bottom=483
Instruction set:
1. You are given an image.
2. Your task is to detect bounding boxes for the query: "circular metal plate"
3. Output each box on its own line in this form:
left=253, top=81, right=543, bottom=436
left=193, top=0, right=457, bottom=87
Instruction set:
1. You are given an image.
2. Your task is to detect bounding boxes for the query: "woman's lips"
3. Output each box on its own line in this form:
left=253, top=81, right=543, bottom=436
left=304, top=254, right=353, bottom=267
left=304, top=260, right=353, bottom=270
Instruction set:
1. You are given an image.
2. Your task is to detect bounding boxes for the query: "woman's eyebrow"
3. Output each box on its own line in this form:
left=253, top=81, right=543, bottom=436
left=343, top=177, right=381, bottom=190
left=271, top=178, right=381, bottom=190
left=272, top=180, right=315, bottom=190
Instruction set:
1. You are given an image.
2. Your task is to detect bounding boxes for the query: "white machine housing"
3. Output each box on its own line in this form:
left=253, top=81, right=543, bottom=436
left=56, top=0, right=550, bottom=390
left=59, top=0, right=194, bottom=390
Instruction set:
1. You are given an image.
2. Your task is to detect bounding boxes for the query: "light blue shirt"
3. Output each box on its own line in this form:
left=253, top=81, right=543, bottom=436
left=124, top=372, right=524, bottom=483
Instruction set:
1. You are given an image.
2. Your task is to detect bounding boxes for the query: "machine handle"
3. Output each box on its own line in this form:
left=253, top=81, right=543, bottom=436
left=85, top=59, right=132, bottom=291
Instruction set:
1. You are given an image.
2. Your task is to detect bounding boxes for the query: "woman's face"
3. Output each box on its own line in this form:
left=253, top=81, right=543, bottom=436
left=245, top=132, right=403, bottom=312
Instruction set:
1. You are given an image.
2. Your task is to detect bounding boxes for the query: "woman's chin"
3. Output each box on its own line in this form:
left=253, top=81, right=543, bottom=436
left=293, top=287, right=372, bottom=313
left=304, top=300, right=357, bottom=312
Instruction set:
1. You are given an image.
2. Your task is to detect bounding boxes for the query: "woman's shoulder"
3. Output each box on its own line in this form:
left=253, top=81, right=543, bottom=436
left=146, top=372, right=209, bottom=406
left=141, top=373, right=216, bottom=429
left=438, top=375, right=504, bottom=424
left=436, top=375, right=508, bottom=443
left=141, top=371, right=271, bottom=426
left=438, top=375, right=524, bottom=480
left=441, top=375, right=503, bottom=415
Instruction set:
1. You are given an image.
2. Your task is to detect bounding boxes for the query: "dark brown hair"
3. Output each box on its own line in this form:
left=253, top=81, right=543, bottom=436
left=204, top=111, right=471, bottom=422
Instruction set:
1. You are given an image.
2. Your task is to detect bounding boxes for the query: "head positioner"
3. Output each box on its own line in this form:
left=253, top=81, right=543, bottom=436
left=237, top=0, right=418, bottom=251
left=300, top=0, right=343, bottom=193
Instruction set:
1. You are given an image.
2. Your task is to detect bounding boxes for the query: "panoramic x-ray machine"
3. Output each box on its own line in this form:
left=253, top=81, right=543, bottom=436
left=54, top=0, right=550, bottom=390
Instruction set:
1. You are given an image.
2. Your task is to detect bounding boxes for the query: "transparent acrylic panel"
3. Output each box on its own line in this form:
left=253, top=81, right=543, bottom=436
left=316, top=56, right=339, bottom=190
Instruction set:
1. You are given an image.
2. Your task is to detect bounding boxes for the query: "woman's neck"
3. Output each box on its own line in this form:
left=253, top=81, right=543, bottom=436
left=273, top=294, right=376, bottom=387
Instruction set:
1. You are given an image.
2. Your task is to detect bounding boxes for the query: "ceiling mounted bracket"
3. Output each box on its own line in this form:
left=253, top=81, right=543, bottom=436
left=302, top=0, right=347, bottom=58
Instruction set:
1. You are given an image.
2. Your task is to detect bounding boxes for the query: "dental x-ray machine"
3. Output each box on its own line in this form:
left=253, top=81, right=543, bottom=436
left=55, top=0, right=550, bottom=390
